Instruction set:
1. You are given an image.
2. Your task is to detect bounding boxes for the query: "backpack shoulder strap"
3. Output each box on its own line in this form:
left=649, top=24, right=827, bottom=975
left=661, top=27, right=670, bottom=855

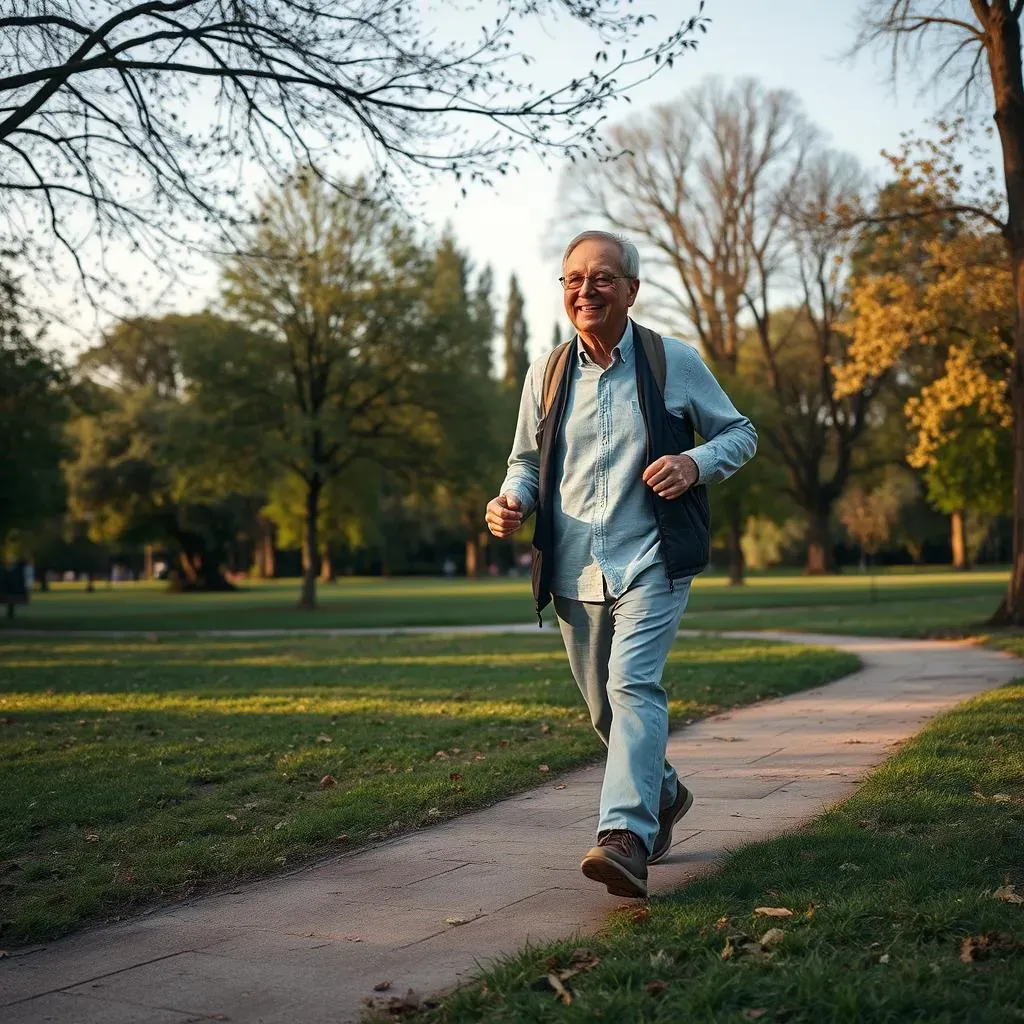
left=541, top=340, right=575, bottom=418
left=633, top=321, right=667, bottom=398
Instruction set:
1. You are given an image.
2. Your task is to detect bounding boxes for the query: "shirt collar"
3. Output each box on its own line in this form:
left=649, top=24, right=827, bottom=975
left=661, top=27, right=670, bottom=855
left=576, top=319, right=634, bottom=367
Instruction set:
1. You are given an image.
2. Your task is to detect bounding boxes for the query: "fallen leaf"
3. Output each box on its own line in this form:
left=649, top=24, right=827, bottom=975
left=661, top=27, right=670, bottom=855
left=805, top=902, right=816, bottom=920
left=760, top=928, right=785, bottom=949
left=753, top=907, right=793, bottom=918
left=879, top=953, right=890, bottom=964
left=991, top=794, right=1012, bottom=802
left=555, top=784, right=567, bottom=790
left=84, top=833, right=100, bottom=843
left=225, top=813, right=237, bottom=821
left=433, top=750, right=450, bottom=760
left=449, top=772, right=462, bottom=781
left=839, top=862, right=861, bottom=872
left=993, top=884, right=1024, bottom=905
left=567, top=947, right=601, bottom=972
left=319, top=774, right=336, bottom=789
left=742, top=1012, right=767, bottom=1021
left=959, top=932, right=1019, bottom=963
left=546, top=972, right=573, bottom=1005
left=499, top=739, right=510, bottom=748
left=316, top=734, right=332, bottom=744
left=645, top=979, right=667, bottom=995
left=427, top=807, right=441, bottom=818
left=712, top=736, right=742, bottom=742
left=629, top=905, right=651, bottom=924
left=444, top=915, right=478, bottom=926
left=342, top=934, right=363, bottom=942
left=373, top=980, right=392, bottom=992
left=383, top=988, right=421, bottom=1016
left=541, top=723, right=551, bottom=734
left=721, top=933, right=765, bottom=961
left=538, top=764, right=550, bottom=773
left=334, top=834, right=349, bottom=844
left=714, top=916, right=730, bottom=931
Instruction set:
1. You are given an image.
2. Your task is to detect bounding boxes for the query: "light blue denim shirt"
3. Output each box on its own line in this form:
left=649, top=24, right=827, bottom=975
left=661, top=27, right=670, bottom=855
left=500, top=321, right=757, bottom=601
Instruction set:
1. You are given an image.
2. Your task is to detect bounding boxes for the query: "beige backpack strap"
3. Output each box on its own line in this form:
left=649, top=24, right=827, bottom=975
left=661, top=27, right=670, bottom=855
left=633, top=320, right=667, bottom=397
left=541, top=340, right=575, bottom=418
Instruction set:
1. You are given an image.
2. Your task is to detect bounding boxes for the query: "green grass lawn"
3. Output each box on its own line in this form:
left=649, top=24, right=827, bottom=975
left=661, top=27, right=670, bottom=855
left=0, top=569, right=1011, bottom=635
left=0, top=633, right=857, bottom=946
left=415, top=680, right=1024, bottom=1024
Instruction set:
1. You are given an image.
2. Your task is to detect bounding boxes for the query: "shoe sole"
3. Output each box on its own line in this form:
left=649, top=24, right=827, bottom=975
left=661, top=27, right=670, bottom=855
left=580, top=854, right=648, bottom=898
left=648, top=787, right=695, bottom=865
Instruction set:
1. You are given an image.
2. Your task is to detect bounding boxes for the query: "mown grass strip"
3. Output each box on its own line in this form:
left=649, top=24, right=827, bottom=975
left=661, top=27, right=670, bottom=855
left=1, top=571, right=1008, bottom=633
left=0, top=633, right=857, bottom=945
left=417, top=680, right=1024, bottom=1024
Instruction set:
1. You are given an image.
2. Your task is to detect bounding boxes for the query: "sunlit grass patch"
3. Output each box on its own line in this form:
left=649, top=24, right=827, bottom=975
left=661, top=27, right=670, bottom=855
left=416, top=682, right=1024, bottom=1024
left=0, top=633, right=857, bottom=945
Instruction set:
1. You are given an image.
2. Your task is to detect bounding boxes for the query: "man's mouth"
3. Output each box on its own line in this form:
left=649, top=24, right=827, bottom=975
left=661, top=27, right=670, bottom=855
left=576, top=304, right=604, bottom=312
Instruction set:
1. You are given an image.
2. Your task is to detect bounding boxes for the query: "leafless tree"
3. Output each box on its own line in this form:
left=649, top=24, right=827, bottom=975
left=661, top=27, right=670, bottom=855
left=559, top=77, right=881, bottom=578
left=853, top=0, right=1024, bottom=624
left=746, top=150, right=891, bottom=574
left=0, top=0, right=707, bottom=310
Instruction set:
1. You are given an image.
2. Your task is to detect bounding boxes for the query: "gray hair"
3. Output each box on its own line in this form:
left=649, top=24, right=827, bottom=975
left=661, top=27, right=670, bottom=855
left=562, top=230, right=640, bottom=279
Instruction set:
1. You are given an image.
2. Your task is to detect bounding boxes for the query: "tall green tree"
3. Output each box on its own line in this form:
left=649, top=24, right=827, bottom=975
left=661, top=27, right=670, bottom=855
left=197, top=171, right=482, bottom=609
left=69, top=314, right=263, bottom=589
left=503, top=274, right=530, bottom=392
left=0, top=264, right=67, bottom=551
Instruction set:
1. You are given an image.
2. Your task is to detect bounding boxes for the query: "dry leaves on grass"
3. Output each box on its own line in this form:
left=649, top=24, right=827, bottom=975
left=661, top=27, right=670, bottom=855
left=534, top=948, right=602, bottom=1005
left=319, top=774, right=336, bottom=788
left=993, top=883, right=1024, bottom=905
left=753, top=907, right=793, bottom=919
left=959, top=932, right=1021, bottom=963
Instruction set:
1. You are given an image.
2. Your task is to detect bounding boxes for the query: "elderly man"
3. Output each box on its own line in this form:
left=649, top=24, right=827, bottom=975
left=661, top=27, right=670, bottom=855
left=485, top=230, right=757, bottom=898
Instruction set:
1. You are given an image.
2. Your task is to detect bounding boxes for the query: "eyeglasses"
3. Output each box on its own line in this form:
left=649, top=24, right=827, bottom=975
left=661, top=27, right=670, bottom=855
left=558, top=272, right=631, bottom=291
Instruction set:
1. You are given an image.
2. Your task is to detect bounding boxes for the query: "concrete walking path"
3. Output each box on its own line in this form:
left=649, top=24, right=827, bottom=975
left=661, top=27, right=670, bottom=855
left=1, top=631, right=1019, bottom=1024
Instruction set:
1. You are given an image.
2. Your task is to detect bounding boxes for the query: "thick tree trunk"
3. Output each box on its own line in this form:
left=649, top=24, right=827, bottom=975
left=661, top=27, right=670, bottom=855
left=950, top=509, right=970, bottom=571
left=143, top=544, right=154, bottom=581
left=728, top=505, right=745, bottom=585
left=986, top=9, right=1024, bottom=624
left=805, top=505, right=836, bottom=575
left=256, top=519, right=276, bottom=579
left=319, top=543, right=335, bottom=583
left=299, top=476, right=321, bottom=610
left=465, top=535, right=479, bottom=578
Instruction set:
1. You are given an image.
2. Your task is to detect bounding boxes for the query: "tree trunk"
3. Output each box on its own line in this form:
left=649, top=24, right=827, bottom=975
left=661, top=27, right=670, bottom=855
left=299, top=476, right=321, bottom=610
left=257, top=519, right=276, bottom=579
left=985, top=9, right=1024, bottom=624
left=950, top=509, right=970, bottom=571
left=465, top=534, right=479, bottom=578
left=319, top=543, right=335, bottom=583
left=728, top=505, right=745, bottom=585
left=805, top=506, right=836, bottom=575
left=144, top=544, right=154, bottom=581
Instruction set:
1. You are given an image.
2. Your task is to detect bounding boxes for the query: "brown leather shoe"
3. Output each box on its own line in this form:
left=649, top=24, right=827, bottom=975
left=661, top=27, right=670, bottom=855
left=649, top=782, right=694, bottom=865
left=580, top=829, right=648, bottom=898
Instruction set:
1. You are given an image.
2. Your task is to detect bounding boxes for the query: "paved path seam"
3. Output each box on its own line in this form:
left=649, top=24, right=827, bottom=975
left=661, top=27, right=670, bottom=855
left=1, top=631, right=1019, bottom=1024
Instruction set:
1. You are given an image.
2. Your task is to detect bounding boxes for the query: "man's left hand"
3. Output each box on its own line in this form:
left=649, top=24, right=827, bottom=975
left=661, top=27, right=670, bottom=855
left=642, top=454, right=699, bottom=500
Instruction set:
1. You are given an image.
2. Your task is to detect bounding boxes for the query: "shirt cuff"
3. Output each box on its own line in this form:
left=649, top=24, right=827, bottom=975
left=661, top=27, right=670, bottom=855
left=682, top=447, right=712, bottom=485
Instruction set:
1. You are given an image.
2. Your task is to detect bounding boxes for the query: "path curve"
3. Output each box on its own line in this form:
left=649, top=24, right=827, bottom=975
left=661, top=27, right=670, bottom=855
left=1, top=631, right=1019, bottom=1024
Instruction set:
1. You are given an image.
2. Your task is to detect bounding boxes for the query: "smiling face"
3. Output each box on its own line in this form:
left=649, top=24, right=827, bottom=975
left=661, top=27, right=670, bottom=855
left=562, top=237, right=639, bottom=342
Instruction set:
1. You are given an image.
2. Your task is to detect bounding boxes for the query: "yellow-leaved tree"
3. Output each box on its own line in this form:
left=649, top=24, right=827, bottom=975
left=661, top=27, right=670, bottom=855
left=836, top=133, right=1013, bottom=572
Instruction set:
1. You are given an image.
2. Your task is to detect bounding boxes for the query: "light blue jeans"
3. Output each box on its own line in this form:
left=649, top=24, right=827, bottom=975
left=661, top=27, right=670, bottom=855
left=553, top=563, right=691, bottom=855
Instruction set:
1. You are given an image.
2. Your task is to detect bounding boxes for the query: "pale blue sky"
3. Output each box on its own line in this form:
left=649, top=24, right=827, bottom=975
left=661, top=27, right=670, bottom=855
left=425, top=0, right=982, bottom=364
left=48, top=1, right=990, bottom=357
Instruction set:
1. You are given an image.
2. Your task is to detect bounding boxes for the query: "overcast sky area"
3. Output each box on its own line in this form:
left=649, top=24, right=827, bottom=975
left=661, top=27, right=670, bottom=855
left=45, top=0, right=995, bottom=364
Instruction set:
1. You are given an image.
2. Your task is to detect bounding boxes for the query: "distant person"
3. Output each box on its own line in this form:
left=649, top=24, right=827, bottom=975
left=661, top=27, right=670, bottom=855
left=485, top=231, right=757, bottom=898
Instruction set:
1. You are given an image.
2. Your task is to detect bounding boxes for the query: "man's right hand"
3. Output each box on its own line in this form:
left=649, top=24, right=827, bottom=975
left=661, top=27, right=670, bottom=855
left=485, top=494, right=523, bottom=538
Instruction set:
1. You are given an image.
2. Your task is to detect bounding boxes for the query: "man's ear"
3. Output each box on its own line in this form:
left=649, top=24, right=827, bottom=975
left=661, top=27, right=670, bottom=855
left=627, top=279, right=640, bottom=307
